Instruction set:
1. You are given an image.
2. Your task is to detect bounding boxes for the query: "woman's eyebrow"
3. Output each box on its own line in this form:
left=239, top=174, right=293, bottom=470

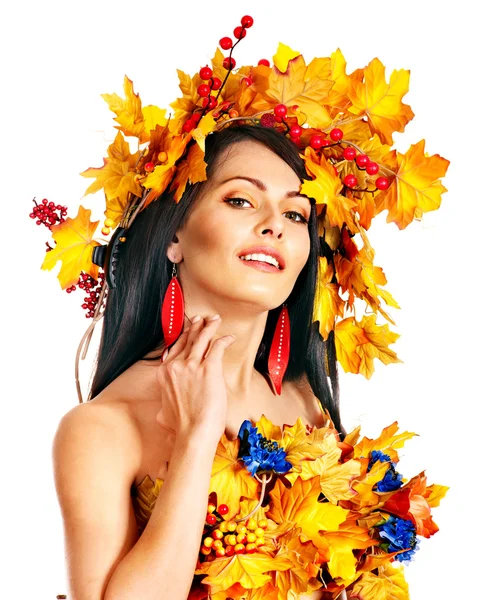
left=219, top=175, right=309, bottom=201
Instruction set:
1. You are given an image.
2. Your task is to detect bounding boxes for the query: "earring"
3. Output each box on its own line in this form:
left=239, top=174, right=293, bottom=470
left=161, top=261, right=185, bottom=350
left=266, top=304, right=291, bottom=396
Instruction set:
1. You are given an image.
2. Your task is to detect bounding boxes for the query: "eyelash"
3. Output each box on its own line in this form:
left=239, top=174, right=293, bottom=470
left=224, top=197, right=309, bottom=225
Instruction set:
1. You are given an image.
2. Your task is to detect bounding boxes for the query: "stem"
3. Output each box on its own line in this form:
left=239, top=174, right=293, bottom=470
left=237, top=472, right=273, bottom=522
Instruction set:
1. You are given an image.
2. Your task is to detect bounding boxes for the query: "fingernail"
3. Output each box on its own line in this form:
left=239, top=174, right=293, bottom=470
left=191, top=315, right=201, bottom=323
left=210, top=313, right=220, bottom=321
left=161, top=348, right=169, bottom=361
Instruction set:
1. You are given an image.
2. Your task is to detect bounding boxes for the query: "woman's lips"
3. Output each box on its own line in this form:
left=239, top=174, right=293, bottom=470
left=238, top=257, right=282, bottom=273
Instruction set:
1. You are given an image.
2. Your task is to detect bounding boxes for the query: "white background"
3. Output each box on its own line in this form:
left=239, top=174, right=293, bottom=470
left=2, top=0, right=489, bottom=598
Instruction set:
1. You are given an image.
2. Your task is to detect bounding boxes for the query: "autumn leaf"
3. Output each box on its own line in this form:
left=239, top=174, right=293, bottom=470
left=80, top=131, right=142, bottom=224
left=267, top=475, right=349, bottom=549
left=347, top=58, right=415, bottom=145
left=41, top=205, right=101, bottom=289
left=195, top=552, right=292, bottom=592
left=280, top=417, right=332, bottom=471
left=101, top=76, right=147, bottom=142
left=334, top=315, right=402, bottom=379
left=142, top=105, right=168, bottom=139
left=374, top=139, right=450, bottom=230
left=349, top=562, right=409, bottom=600
left=314, top=255, right=345, bottom=340
left=424, top=483, right=450, bottom=508
left=325, top=48, right=364, bottom=115
left=169, top=68, right=203, bottom=128
left=261, top=47, right=334, bottom=129
left=272, top=42, right=301, bottom=73
left=352, top=422, right=417, bottom=464
left=209, top=433, right=259, bottom=517
left=192, top=110, right=218, bottom=152
left=273, top=527, right=323, bottom=600
left=169, top=142, right=208, bottom=203
left=284, top=434, right=361, bottom=504
left=301, top=147, right=358, bottom=230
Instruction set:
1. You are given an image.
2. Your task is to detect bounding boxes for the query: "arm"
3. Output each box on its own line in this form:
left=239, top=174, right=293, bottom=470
left=52, top=402, right=217, bottom=600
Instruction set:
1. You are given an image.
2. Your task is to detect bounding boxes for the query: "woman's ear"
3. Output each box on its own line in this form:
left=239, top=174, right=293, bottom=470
left=166, top=234, right=182, bottom=263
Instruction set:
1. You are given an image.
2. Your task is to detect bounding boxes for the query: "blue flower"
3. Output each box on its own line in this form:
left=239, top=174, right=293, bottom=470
left=378, top=515, right=419, bottom=562
left=237, top=420, right=293, bottom=477
left=367, top=450, right=403, bottom=492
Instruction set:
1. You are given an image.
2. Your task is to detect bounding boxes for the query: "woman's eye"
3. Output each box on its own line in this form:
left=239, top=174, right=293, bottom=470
left=224, top=197, right=308, bottom=224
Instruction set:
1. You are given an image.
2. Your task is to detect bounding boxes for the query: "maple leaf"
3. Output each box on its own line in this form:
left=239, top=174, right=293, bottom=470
left=352, top=422, right=417, bottom=464
left=301, top=147, right=358, bottom=230
left=267, top=475, right=349, bottom=549
left=169, top=69, right=203, bottom=128
left=314, top=255, right=345, bottom=340
left=347, top=58, right=415, bottom=145
left=285, top=435, right=361, bottom=504
left=273, top=527, right=323, bottom=600
left=280, top=417, right=331, bottom=471
left=374, top=139, right=450, bottom=230
left=424, top=483, right=450, bottom=508
left=191, top=110, right=218, bottom=153
left=169, top=142, right=208, bottom=203
left=141, top=105, right=168, bottom=140
left=334, top=315, right=402, bottom=379
left=260, top=47, right=334, bottom=129
left=324, top=49, right=364, bottom=115
left=272, top=42, right=301, bottom=73
left=209, top=433, right=259, bottom=517
left=349, top=562, right=409, bottom=600
left=41, top=206, right=101, bottom=289
left=80, top=131, right=142, bottom=224
left=255, top=415, right=283, bottom=443
left=101, top=76, right=147, bottom=142
left=195, top=552, right=291, bottom=593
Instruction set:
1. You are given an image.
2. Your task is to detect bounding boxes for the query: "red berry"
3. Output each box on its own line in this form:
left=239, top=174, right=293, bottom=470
left=206, top=514, right=217, bottom=525
left=42, top=198, right=48, bottom=204
left=29, top=212, right=35, bottom=218
left=343, top=174, right=358, bottom=188
left=211, top=76, right=222, bottom=90
left=202, top=95, right=218, bottom=109
left=355, top=154, right=369, bottom=168
left=330, top=128, right=343, bottom=141
left=233, top=26, right=246, bottom=40
left=274, top=104, right=287, bottom=118
left=183, top=119, right=195, bottom=132
left=191, top=112, right=202, bottom=123
left=259, top=113, right=276, bottom=128
left=144, top=162, right=155, bottom=172
left=375, top=176, right=389, bottom=190
left=218, top=504, right=229, bottom=515
left=343, top=147, right=357, bottom=161
left=219, top=37, right=233, bottom=50
left=199, top=66, right=213, bottom=80
left=366, top=161, right=380, bottom=175
left=225, top=546, right=235, bottom=557
left=257, top=58, right=270, bottom=67
left=241, top=15, right=254, bottom=28
left=197, top=83, right=211, bottom=97
left=242, top=76, right=253, bottom=86
left=310, top=135, right=324, bottom=150
left=223, top=57, right=236, bottom=70
left=290, top=124, right=302, bottom=138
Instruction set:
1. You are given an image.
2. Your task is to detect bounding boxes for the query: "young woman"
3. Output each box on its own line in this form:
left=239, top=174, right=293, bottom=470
left=52, top=125, right=344, bottom=599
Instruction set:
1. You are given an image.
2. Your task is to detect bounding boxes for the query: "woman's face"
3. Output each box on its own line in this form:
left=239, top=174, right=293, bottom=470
left=168, top=139, right=312, bottom=312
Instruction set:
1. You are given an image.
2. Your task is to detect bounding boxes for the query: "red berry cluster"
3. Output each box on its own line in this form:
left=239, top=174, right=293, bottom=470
left=65, top=271, right=106, bottom=318
left=341, top=146, right=389, bottom=191
left=29, top=198, right=67, bottom=230
left=199, top=502, right=267, bottom=561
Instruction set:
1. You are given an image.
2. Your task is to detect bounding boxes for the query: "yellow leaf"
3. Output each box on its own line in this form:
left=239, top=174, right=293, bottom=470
left=314, top=255, right=345, bottom=340
left=353, top=421, right=417, bottom=463
left=347, top=57, right=415, bottom=145
left=192, top=110, right=217, bottom=153
left=425, top=483, right=450, bottom=508
left=267, top=475, right=349, bottom=549
left=195, top=552, right=291, bottom=592
left=334, top=315, right=402, bottom=379
left=41, top=206, right=100, bottom=289
left=374, top=139, right=450, bottom=230
left=272, top=42, right=301, bottom=73
left=101, top=75, right=147, bottom=142
left=349, top=562, right=409, bottom=600
left=255, top=415, right=283, bottom=443
left=169, top=69, right=203, bottom=127
left=301, top=148, right=358, bottom=230
left=142, top=105, right=167, bottom=138
left=280, top=417, right=330, bottom=471
left=209, top=433, right=259, bottom=517
left=285, top=434, right=360, bottom=504
left=80, top=131, right=142, bottom=224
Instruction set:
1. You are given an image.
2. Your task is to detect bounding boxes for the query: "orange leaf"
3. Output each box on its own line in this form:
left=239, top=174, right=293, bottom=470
left=347, top=58, right=415, bottom=145
left=41, top=206, right=100, bottom=289
left=349, top=562, right=409, bottom=600
left=169, top=142, right=208, bottom=203
left=101, top=75, right=147, bottom=142
left=374, top=139, right=450, bottom=230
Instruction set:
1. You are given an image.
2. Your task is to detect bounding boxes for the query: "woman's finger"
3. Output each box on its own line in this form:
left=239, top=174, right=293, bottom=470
left=161, top=323, right=192, bottom=362
left=204, top=334, right=236, bottom=364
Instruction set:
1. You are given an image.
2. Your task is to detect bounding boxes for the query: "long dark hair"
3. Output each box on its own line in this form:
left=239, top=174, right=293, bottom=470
left=88, top=124, right=345, bottom=439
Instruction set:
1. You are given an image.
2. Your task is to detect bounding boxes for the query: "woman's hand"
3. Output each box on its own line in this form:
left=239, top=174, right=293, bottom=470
left=155, top=315, right=236, bottom=444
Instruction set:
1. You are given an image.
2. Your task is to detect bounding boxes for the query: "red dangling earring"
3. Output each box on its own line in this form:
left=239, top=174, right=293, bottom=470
left=161, top=261, right=185, bottom=353
left=267, top=303, right=291, bottom=396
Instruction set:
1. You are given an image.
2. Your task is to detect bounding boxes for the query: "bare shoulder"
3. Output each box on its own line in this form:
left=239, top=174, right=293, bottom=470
left=294, top=373, right=334, bottom=428
left=52, top=397, right=142, bottom=495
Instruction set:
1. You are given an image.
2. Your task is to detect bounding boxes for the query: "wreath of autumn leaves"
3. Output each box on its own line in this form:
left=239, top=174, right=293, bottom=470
left=38, top=39, right=450, bottom=381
